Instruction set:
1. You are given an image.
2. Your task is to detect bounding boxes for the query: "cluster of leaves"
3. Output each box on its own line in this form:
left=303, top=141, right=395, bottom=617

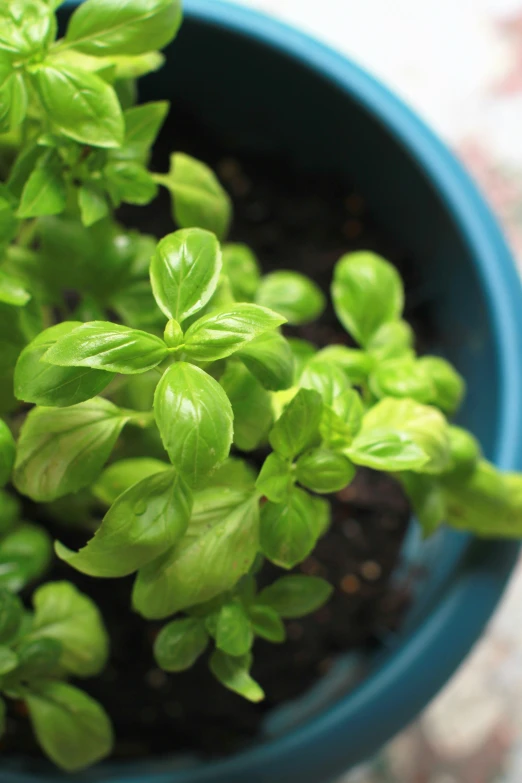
left=1, top=0, right=522, bottom=773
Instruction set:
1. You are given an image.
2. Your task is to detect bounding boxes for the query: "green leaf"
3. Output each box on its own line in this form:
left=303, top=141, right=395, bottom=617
left=14, top=322, right=113, bottom=408
left=92, top=457, right=171, bottom=504
left=256, top=270, right=325, bottom=325
left=78, top=183, right=109, bottom=226
left=260, top=487, right=323, bottom=569
left=14, top=638, right=62, bottom=680
left=249, top=604, right=285, bottom=643
left=150, top=228, right=222, bottom=322
left=207, top=458, right=256, bottom=492
left=183, top=303, right=286, bottom=362
left=256, top=452, right=293, bottom=503
left=222, top=244, right=260, bottom=301
left=399, top=473, right=446, bottom=537
left=442, top=461, right=522, bottom=537
left=216, top=601, right=253, bottom=656
left=0, top=419, right=15, bottom=488
left=116, top=101, right=169, bottom=162
left=442, top=426, right=481, bottom=480
left=161, top=153, right=232, bottom=240
left=236, top=331, right=294, bottom=391
left=0, top=1, right=55, bottom=56
left=133, top=494, right=259, bottom=619
left=0, top=56, right=28, bottom=133
left=154, top=362, right=233, bottom=488
left=104, top=160, right=158, bottom=206
left=0, top=490, right=20, bottom=536
left=296, top=448, right=355, bottom=494
left=299, top=359, right=350, bottom=407
left=367, top=320, right=414, bottom=361
left=332, top=251, right=404, bottom=346
left=65, top=0, right=182, bottom=56
left=17, top=150, right=66, bottom=219
left=27, top=681, right=113, bottom=772
left=348, top=398, right=450, bottom=474
left=320, top=388, right=364, bottom=451
left=32, top=63, right=124, bottom=147
left=43, top=320, right=168, bottom=374
left=0, top=269, right=31, bottom=308
left=14, top=398, right=129, bottom=502
left=209, top=650, right=264, bottom=703
left=269, top=388, right=322, bottom=459
left=417, top=356, right=465, bottom=415
left=314, top=345, right=373, bottom=385
left=154, top=617, right=209, bottom=672
left=29, top=582, right=109, bottom=677
left=369, top=357, right=435, bottom=404
left=0, top=524, right=52, bottom=593
left=0, top=646, right=18, bottom=676
left=220, top=361, right=273, bottom=452
left=258, top=575, right=333, bottom=618
left=57, top=470, right=191, bottom=577
left=0, top=589, right=23, bottom=644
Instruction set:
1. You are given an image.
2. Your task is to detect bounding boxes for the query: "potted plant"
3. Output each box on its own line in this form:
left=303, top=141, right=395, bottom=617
left=1, top=1, right=522, bottom=782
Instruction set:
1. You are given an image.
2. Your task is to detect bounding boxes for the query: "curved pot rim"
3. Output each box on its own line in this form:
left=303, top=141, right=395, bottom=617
left=13, top=1, right=522, bottom=780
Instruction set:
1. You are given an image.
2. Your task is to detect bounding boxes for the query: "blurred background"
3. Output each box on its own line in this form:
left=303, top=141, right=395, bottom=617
left=231, top=2, right=522, bottom=781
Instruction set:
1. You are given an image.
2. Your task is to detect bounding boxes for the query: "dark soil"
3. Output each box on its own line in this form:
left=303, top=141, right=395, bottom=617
left=2, top=108, right=427, bottom=763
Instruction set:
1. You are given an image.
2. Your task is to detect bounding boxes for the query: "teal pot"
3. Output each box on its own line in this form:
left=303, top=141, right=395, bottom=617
left=5, top=1, right=522, bottom=782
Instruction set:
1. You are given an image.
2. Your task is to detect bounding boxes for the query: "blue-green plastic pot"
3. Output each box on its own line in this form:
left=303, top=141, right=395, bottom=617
left=5, top=2, right=522, bottom=782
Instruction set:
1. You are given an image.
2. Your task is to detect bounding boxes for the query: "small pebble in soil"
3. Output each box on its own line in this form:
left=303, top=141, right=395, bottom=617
left=360, top=561, right=383, bottom=582
left=340, top=574, right=361, bottom=595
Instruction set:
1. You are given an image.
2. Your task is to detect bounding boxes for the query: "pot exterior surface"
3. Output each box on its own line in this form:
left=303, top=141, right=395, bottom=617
left=5, top=1, right=522, bottom=782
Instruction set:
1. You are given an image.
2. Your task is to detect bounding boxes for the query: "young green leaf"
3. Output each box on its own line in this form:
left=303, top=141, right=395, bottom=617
left=0, top=57, right=28, bottom=134
left=31, top=64, right=124, bottom=147
left=442, top=426, right=481, bottom=480
left=299, top=358, right=351, bottom=405
left=43, top=321, right=168, bottom=374
left=314, top=345, right=373, bottom=385
left=220, top=361, right=273, bottom=452
left=287, top=337, right=317, bottom=380
left=331, top=251, right=404, bottom=346
left=207, top=458, right=256, bottom=492
left=209, top=650, right=264, bottom=703
left=296, top=448, right=355, bottom=494
left=0, top=1, right=55, bottom=56
left=154, top=362, right=233, bottom=488
left=417, top=356, right=465, bottom=415
left=348, top=398, right=450, bottom=474
left=182, top=303, right=286, bottom=362
left=64, top=0, right=182, bottom=56
left=92, top=457, right=171, bottom=505
left=150, top=228, right=222, bottom=322
left=154, top=617, right=209, bottom=672
left=320, top=388, right=364, bottom=451
left=0, top=490, right=20, bottom=536
left=367, top=320, right=414, bottom=361
left=14, top=322, right=113, bottom=408
left=269, top=388, right=322, bottom=459
left=399, top=473, right=446, bottom=538
left=256, top=453, right=293, bottom=503
left=133, top=494, right=259, bottom=619
left=222, top=243, right=260, bottom=301
left=160, top=153, right=232, bottom=240
left=14, top=638, right=62, bottom=680
left=17, top=150, right=66, bottom=219
left=26, top=681, right=113, bottom=772
left=260, top=487, right=323, bottom=569
left=0, top=523, right=52, bottom=593
left=235, top=331, right=295, bottom=391
left=104, top=161, right=158, bottom=206
left=14, top=398, right=129, bottom=501
left=216, top=601, right=253, bottom=657
left=0, top=646, right=19, bottom=676
left=78, top=183, right=109, bottom=226
left=118, top=101, right=169, bottom=162
left=29, top=582, right=109, bottom=677
left=0, top=419, right=15, bottom=488
left=369, top=357, right=435, bottom=404
left=0, top=589, right=23, bottom=644
left=56, top=470, right=191, bottom=577
left=255, top=270, right=326, bottom=325
left=257, top=575, right=333, bottom=618
left=249, top=604, right=285, bottom=643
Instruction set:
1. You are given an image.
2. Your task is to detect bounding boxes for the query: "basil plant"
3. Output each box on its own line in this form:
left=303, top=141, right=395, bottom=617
left=0, top=0, right=521, bottom=773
